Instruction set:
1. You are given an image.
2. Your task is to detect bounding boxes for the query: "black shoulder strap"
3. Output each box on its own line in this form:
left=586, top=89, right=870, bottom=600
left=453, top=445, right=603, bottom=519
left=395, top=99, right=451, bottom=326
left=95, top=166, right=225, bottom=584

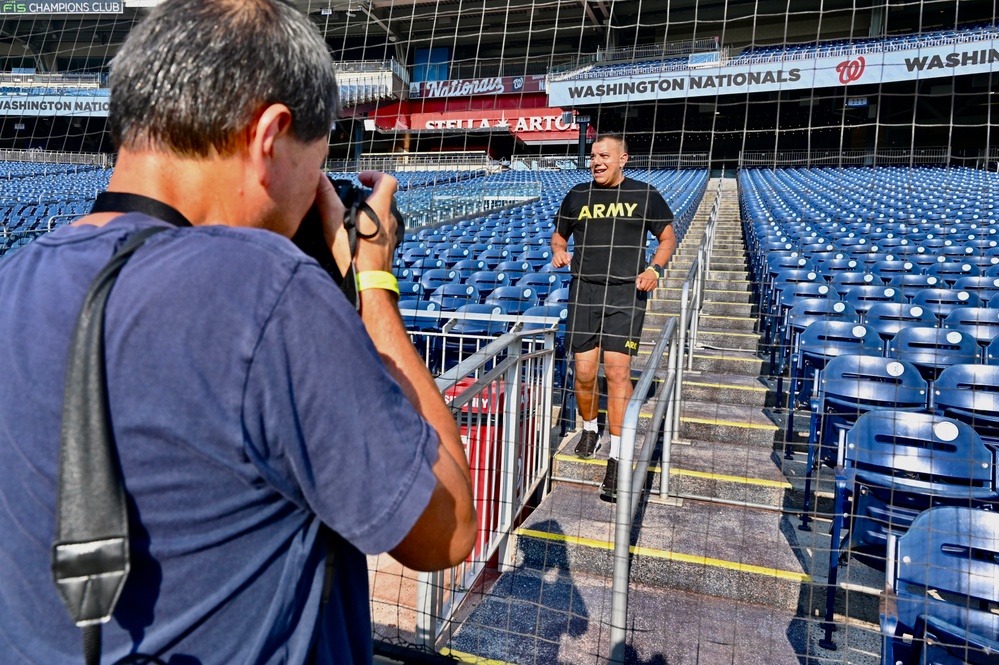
left=90, top=192, right=192, bottom=228
left=51, top=225, right=168, bottom=665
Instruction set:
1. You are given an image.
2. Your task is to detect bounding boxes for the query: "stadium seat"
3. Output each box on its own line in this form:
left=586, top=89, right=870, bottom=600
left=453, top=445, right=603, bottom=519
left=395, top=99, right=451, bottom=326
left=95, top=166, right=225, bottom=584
left=880, top=506, right=999, bottom=665
left=466, top=270, right=509, bottom=299
left=800, top=354, right=927, bottom=530
left=516, top=272, right=562, bottom=302
left=485, top=285, right=540, bottom=316
left=784, top=321, right=883, bottom=450
left=841, top=284, right=904, bottom=317
left=825, top=411, right=996, bottom=640
left=889, top=327, right=980, bottom=381
left=943, top=307, right=999, bottom=349
left=428, top=283, right=480, bottom=312
left=452, top=259, right=486, bottom=282
left=933, top=364, right=999, bottom=445
left=547, top=286, right=571, bottom=304
left=926, top=260, right=980, bottom=286
left=419, top=268, right=459, bottom=295
left=494, top=260, right=531, bottom=283
left=438, top=303, right=508, bottom=373
left=864, top=302, right=940, bottom=342
left=912, top=288, right=980, bottom=321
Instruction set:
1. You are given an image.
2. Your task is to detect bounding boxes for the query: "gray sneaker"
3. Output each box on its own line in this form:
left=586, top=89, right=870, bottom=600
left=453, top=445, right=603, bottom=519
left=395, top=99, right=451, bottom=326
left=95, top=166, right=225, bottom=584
left=574, top=430, right=600, bottom=459
left=600, top=458, right=618, bottom=502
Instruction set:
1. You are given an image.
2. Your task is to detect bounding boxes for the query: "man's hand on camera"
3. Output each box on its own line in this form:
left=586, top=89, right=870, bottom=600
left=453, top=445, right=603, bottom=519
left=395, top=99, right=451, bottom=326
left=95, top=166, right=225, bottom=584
left=316, top=172, right=352, bottom=276
left=317, top=170, right=399, bottom=277
left=351, top=170, right=399, bottom=274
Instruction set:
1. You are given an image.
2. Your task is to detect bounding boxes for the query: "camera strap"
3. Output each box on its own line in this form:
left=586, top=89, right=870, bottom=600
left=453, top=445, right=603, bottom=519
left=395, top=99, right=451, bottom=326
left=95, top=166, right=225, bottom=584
left=89, top=191, right=192, bottom=228
left=62, top=193, right=341, bottom=663
left=52, top=225, right=168, bottom=665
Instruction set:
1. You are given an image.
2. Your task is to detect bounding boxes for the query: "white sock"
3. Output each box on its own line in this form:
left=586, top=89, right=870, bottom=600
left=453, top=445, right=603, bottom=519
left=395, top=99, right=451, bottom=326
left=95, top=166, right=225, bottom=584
left=610, top=435, right=621, bottom=459
left=582, top=418, right=598, bottom=433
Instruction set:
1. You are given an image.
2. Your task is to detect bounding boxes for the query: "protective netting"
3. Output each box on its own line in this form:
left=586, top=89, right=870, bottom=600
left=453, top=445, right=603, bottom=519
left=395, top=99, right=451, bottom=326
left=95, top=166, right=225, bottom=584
left=2, top=2, right=998, bottom=664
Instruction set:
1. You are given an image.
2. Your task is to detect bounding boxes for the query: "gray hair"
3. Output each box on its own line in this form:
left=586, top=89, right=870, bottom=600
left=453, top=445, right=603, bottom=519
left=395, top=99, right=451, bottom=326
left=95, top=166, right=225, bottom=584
left=109, top=0, right=339, bottom=156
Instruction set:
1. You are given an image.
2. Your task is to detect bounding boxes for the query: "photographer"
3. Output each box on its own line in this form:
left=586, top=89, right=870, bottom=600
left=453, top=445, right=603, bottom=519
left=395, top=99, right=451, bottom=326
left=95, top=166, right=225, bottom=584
left=0, top=1, right=475, bottom=664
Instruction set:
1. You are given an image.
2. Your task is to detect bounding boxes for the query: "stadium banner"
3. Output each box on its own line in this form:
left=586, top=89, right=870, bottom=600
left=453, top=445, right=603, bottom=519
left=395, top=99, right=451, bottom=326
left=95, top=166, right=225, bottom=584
left=410, top=75, right=546, bottom=99
left=547, top=38, right=999, bottom=106
left=1, top=2, right=123, bottom=14
left=409, top=107, right=588, bottom=144
left=0, top=94, right=109, bottom=116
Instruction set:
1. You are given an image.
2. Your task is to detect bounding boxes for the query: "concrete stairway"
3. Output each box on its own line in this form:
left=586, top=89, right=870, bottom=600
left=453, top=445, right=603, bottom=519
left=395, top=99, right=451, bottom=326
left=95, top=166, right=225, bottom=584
left=443, top=178, right=882, bottom=664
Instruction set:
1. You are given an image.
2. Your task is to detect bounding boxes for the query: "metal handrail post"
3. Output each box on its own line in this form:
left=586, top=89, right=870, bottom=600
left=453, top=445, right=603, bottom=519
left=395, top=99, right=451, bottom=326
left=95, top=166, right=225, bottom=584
left=608, top=318, right=676, bottom=664
left=660, top=333, right=680, bottom=496
left=415, top=570, right=438, bottom=648
left=498, top=345, right=523, bottom=571
left=674, top=279, right=690, bottom=434
left=631, top=369, right=676, bottom=506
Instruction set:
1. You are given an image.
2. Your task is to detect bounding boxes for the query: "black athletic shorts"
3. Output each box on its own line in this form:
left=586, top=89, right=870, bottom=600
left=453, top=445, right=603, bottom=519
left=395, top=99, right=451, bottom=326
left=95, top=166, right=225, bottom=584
left=566, top=279, right=648, bottom=356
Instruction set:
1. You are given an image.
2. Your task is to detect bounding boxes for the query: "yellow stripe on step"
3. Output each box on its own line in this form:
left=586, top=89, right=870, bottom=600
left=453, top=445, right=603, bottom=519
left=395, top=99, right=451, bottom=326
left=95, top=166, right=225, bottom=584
left=441, top=649, right=517, bottom=665
left=683, top=380, right=768, bottom=392
left=516, top=529, right=811, bottom=583
left=680, top=416, right=778, bottom=431
left=670, top=468, right=791, bottom=489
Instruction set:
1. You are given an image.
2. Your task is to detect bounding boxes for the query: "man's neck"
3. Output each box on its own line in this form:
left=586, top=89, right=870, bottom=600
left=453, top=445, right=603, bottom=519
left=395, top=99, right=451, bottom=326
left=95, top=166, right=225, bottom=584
left=97, top=148, right=254, bottom=228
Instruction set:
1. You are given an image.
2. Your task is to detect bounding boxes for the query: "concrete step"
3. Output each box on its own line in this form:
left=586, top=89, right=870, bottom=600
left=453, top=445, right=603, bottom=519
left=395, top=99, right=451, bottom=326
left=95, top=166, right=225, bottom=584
left=662, top=276, right=752, bottom=291
left=679, top=371, right=773, bottom=406
left=646, top=298, right=754, bottom=319
left=695, top=312, right=758, bottom=331
left=689, top=348, right=768, bottom=376
left=696, top=327, right=763, bottom=352
left=679, top=399, right=782, bottom=448
left=553, top=431, right=789, bottom=508
left=446, top=566, right=808, bottom=665
left=655, top=287, right=754, bottom=304
left=515, top=484, right=809, bottom=612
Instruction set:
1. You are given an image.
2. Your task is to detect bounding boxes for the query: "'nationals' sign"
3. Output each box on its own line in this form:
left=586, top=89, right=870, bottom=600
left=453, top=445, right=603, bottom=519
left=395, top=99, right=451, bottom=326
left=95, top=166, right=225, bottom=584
left=547, top=36, right=999, bottom=105
left=410, top=75, right=546, bottom=99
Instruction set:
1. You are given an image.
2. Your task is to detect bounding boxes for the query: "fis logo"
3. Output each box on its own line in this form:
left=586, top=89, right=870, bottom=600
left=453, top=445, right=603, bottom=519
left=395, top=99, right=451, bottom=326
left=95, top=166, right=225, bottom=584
left=577, top=202, right=639, bottom=220
left=2, top=3, right=27, bottom=11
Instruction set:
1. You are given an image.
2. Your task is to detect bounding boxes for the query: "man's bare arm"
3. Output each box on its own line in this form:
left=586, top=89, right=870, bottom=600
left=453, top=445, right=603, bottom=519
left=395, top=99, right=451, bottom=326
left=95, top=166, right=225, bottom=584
left=317, top=171, right=476, bottom=570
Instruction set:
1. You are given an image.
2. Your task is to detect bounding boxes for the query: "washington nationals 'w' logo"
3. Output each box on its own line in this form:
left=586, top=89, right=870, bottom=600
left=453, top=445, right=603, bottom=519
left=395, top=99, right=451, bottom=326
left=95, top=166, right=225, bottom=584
left=836, top=56, right=866, bottom=84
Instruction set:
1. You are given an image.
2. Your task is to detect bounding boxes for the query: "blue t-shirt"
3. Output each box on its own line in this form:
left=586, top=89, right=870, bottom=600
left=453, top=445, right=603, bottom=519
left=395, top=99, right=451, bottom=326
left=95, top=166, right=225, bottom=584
left=0, top=214, right=439, bottom=664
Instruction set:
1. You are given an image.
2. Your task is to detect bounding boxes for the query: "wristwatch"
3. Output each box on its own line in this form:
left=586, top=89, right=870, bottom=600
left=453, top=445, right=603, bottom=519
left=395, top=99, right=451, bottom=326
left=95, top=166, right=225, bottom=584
left=647, top=263, right=663, bottom=277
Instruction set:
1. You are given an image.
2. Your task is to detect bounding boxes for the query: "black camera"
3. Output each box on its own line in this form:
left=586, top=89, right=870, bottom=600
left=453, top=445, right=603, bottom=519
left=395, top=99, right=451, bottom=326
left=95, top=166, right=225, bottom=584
left=292, top=175, right=404, bottom=305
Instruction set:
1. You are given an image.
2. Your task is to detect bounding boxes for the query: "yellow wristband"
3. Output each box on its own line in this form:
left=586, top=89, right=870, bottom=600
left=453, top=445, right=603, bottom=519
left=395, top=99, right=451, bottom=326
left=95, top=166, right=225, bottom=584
left=355, top=270, right=400, bottom=295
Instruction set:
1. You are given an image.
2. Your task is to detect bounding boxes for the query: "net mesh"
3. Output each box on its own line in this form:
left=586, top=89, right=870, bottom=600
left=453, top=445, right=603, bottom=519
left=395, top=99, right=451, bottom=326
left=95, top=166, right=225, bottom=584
left=1, top=1, right=998, bottom=664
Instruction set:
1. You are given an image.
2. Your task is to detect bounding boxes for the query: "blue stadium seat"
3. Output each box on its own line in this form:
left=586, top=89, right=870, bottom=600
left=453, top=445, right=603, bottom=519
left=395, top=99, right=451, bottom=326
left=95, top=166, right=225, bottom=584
left=419, top=268, right=459, bottom=295
left=889, top=327, right=980, bottom=381
left=841, top=284, right=904, bottom=317
left=800, top=354, right=927, bottom=530
left=881, top=506, right=999, bottom=665
left=516, top=273, right=562, bottom=302
left=912, top=288, right=981, bottom=321
left=933, top=364, right=999, bottom=445
left=428, top=283, right=479, bottom=312
left=485, top=285, right=540, bottom=316
left=864, top=302, right=940, bottom=342
left=467, top=270, right=509, bottom=299
left=494, top=260, right=531, bottom=283
left=784, top=321, right=882, bottom=450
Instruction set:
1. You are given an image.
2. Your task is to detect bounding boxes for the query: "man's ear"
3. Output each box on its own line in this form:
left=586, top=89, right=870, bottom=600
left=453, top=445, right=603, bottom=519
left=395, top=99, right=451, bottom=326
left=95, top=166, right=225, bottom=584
left=620, top=151, right=629, bottom=167
left=249, top=103, right=293, bottom=187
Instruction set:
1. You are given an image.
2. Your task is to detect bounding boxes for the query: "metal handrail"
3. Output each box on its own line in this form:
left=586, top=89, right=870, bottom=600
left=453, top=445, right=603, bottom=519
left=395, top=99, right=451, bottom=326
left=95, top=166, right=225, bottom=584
left=414, top=323, right=558, bottom=646
left=608, top=177, right=724, bottom=663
